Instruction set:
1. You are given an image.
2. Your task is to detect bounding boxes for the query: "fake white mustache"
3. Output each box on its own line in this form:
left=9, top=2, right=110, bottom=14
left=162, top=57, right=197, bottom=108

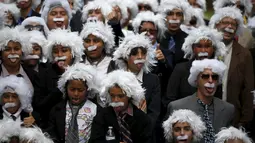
left=3, top=103, right=17, bottom=109
left=204, top=83, right=215, bottom=88
left=87, top=46, right=97, bottom=51
left=224, top=27, right=235, bottom=34
left=198, top=52, right=208, bottom=57
left=177, top=135, right=189, bottom=141
left=134, top=59, right=146, bottom=64
left=109, top=102, right=124, bottom=107
left=53, top=18, right=64, bottom=22
left=17, top=0, right=28, bottom=2
left=8, top=54, right=20, bottom=59
left=54, top=56, right=67, bottom=62
left=169, top=20, right=181, bottom=24
left=24, top=55, right=40, bottom=60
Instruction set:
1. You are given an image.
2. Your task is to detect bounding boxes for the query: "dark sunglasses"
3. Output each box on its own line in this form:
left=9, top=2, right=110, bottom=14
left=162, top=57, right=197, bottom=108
left=201, top=74, right=219, bottom=81
left=24, top=25, right=44, bottom=31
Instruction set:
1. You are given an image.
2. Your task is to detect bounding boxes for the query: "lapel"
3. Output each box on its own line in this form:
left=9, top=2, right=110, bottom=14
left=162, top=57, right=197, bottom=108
left=189, top=94, right=201, bottom=112
left=106, top=107, right=120, bottom=131
left=213, top=98, right=225, bottom=127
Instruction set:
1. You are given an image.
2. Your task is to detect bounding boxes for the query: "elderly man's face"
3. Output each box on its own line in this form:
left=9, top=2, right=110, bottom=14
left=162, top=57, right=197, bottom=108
left=88, top=9, right=105, bottom=22
left=1, top=41, right=22, bottom=68
left=67, top=80, right=87, bottom=105
left=127, top=47, right=147, bottom=73
left=197, top=68, right=219, bottom=97
left=1, top=92, right=21, bottom=114
left=192, top=39, right=214, bottom=60
left=109, top=86, right=129, bottom=113
left=47, top=7, right=69, bottom=30
left=83, top=34, right=104, bottom=61
left=166, top=8, right=184, bottom=33
left=188, top=0, right=201, bottom=9
left=139, top=21, right=157, bottom=45
left=215, top=17, right=238, bottom=45
left=173, top=122, right=193, bottom=143
left=23, top=43, right=42, bottom=68
left=225, top=139, right=245, bottom=143
left=52, top=45, right=73, bottom=70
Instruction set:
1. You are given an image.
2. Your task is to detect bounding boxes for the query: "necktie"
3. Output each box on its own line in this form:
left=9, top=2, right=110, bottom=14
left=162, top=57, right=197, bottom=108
left=167, top=36, right=176, bottom=68
left=11, top=115, right=16, bottom=121
left=118, top=113, right=133, bottom=143
left=197, top=99, right=215, bottom=143
left=66, top=106, right=79, bottom=143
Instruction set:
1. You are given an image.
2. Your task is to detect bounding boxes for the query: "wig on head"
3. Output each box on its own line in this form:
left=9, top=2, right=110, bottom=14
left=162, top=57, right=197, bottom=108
left=45, top=29, right=84, bottom=63
left=182, top=26, right=227, bottom=60
left=188, top=59, right=227, bottom=87
left=163, top=109, right=206, bottom=142
left=80, top=19, right=115, bottom=55
left=132, top=11, right=167, bottom=39
left=72, top=0, right=84, bottom=14
left=0, top=75, right=34, bottom=113
left=100, top=70, right=145, bottom=107
left=185, top=0, right=207, bottom=11
left=19, top=126, right=54, bottom=143
left=0, top=120, right=22, bottom=142
left=121, top=0, right=138, bottom=19
left=113, top=33, right=157, bottom=73
left=106, top=0, right=129, bottom=22
left=215, top=127, right=253, bottom=143
left=0, top=3, right=20, bottom=23
left=213, top=0, right=252, bottom=15
left=135, top=0, right=159, bottom=12
left=209, top=6, right=244, bottom=36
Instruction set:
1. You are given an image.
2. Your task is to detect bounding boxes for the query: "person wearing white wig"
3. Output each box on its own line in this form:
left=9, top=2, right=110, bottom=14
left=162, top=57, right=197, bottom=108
left=19, top=126, right=54, bottom=143
left=120, top=0, right=139, bottom=28
left=67, top=0, right=84, bottom=14
left=163, top=109, right=206, bottom=143
left=0, top=120, right=21, bottom=143
left=41, top=0, right=72, bottom=30
left=166, top=59, right=235, bottom=143
left=90, top=70, right=152, bottom=143
left=210, top=6, right=255, bottom=128
left=135, top=0, right=159, bottom=13
left=47, top=63, right=98, bottom=143
left=80, top=19, right=115, bottom=76
left=0, top=75, right=38, bottom=128
left=106, top=0, right=129, bottom=26
left=0, top=3, right=20, bottom=27
left=186, top=0, right=206, bottom=11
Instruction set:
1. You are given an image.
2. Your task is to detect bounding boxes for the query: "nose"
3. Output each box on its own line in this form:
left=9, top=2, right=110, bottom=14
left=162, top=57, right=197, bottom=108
left=208, top=75, right=213, bottom=83
left=74, top=90, right=78, bottom=96
left=137, top=52, right=143, bottom=59
left=180, top=128, right=185, bottom=135
left=57, top=51, right=64, bottom=57
left=173, top=14, right=177, bottom=20
left=112, top=96, right=120, bottom=102
left=8, top=96, right=14, bottom=102
left=10, top=48, right=16, bottom=54
left=89, top=11, right=96, bottom=17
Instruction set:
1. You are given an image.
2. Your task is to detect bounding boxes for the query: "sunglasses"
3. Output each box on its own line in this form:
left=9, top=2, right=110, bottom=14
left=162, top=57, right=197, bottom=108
left=201, top=74, right=219, bottom=81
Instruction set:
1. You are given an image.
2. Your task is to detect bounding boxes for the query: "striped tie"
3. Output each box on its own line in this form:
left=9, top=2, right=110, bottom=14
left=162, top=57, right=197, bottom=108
left=118, top=113, right=133, bottom=143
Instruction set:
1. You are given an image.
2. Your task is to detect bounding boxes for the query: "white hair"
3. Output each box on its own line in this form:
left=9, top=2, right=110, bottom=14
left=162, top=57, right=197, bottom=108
left=135, top=0, right=159, bottom=12
left=209, top=6, right=244, bottom=36
left=113, top=33, right=157, bottom=73
left=182, top=26, right=227, bottom=60
left=121, top=0, right=138, bottom=19
left=100, top=70, right=145, bottom=107
left=72, top=0, right=84, bottom=14
left=0, top=75, right=34, bottom=113
left=213, top=0, right=252, bottom=15
left=0, top=3, right=20, bottom=22
left=81, top=0, right=113, bottom=23
left=215, top=127, right=253, bottom=143
left=185, top=0, right=207, bottom=11
left=163, top=109, right=206, bottom=142
left=132, top=11, right=167, bottom=39
left=32, top=0, right=41, bottom=10
left=188, top=7, right=205, bottom=27
left=106, top=0, right=129, bottom=22
left=188, top=59, right=227, bottom=87
left=80, top=20, right=115, bottom=55
left=45, top=29, right=84, bottom=63
left=0, top=120, right=22, bottom=142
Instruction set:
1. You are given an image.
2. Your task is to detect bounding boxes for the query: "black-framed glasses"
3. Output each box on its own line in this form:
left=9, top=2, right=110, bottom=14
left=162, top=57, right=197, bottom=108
left=201, top=74, right=219, bottom=81
left=24, top=25, right=44, bottom=31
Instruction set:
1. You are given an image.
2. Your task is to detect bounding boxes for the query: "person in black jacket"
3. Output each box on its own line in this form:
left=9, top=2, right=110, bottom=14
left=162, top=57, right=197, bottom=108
left=89, top=70, right=152, bottom=143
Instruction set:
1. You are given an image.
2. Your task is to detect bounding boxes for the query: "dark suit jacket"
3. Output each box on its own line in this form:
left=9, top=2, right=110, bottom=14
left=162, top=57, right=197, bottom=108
left=166, top=94, right=235, bottom=133
left=226, top=41, right=254, bottom=126
left=89, top=105, right=152, bottom=143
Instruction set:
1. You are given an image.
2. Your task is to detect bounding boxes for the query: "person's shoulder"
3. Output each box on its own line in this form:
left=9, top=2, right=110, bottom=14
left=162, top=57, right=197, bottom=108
left=214, top=98, right=234, bottom=110
left=133, top=106, right=150, bottom=123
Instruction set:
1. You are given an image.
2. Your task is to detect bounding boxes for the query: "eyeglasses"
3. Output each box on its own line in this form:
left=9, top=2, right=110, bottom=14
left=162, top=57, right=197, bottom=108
left=193, top=43, right=213, bottom=49
left=138, top=4, right=152, bottom=11
left=140, top=28, right=157, bottom=35
left=166, top=11, right=183, bottom=17
left=220, top=21, right=238, bottom=27
left=24, top=25, right=44, bottom=31
left=201, top=74, right=219, bottom=81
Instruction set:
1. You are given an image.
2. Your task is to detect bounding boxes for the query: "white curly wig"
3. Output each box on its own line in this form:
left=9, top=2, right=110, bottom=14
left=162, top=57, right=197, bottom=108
left=0, top=3, right=20, bottom=23
left=213, top=0, right=252, bottom=15
left=19, top=126, right=54, bottom=143
left=132, top=11, right=167, bottom=39
left=122, top=0, right=138, bottom=19
left=209, top=6, right=244, bottom=36
left=0, top=120, right=22, bottom=142
left=72, top=0, right=84, bottom=14
left=215, top=127, right=253, bottom=143
left=106, top=0, right=129, bottom=22
left=81, top=0, right=113, bottom=23
left=41, top=0, right=72, bottom=23
left=188, top=59, right=227, bottom=87
left=163, top=109, right=206, bottom=142
left=182, top=26, right=227, bottom=60
left=185, top=0, right=207, bottom=11
left=80, top=20, right=115, bottom=55
left=0, top=13, right=4, bottom=30
left=159, top=0, right=192, bottom=25
left=45, top=29, right=84, bottom=63
left=0, top=75, right=34, bottom=113
left=113, top=33, right=157, bottom=73
left=135, top=0, right=159, bottom=12
left=100, top=70, right=145, bottom=107
left=189, top=7, right=205, bottom=27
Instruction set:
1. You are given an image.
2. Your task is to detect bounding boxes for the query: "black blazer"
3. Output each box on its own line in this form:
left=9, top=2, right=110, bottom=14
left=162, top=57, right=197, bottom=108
left=89, top=105, right=152, bottom=143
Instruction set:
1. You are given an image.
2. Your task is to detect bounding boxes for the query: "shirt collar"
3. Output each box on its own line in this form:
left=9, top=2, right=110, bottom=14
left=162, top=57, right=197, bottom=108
left=2, top=106, right=22, bottom=118
left=18, top=9, right=33, bottom=24
left=1, top=64, right=26, bottom=77
left=136, top=69, right=144, bottom=83
left=226, top=41, right=233, bottom=54
left=120, top=103, right=134, bottom=117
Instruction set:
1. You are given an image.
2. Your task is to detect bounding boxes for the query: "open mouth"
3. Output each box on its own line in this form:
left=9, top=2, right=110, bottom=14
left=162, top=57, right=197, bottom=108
left=9, top=58, right=18, bottom=63
left=205, top=87, right=214, bottom=93
left=55, top=21, right=64, bottom=27
left=57, top=60, right=65, bottom=67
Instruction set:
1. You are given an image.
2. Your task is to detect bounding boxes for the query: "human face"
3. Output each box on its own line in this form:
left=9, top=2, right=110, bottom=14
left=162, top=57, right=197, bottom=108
left=192, top=39, right=214, bottom=60
left=4, top=11, right=14, bottom=27
left=225, top=139, right=245, bottom=143
left=52, top=45, right=73, bottom=69
left=138, top=3, right=152, bottom=12
left=173, top=122, right=193, bottom=143
left=139, top=21, right=157, bottom=44
left=197, top=68, right=219, bottom=97
left=1, top=41, right=22, bottom=68
left=23, top=44, right=42, bottom=67
left=88, top=9, right=105, bottom=22
left=1, top=92, right=21, bottom=114
left=83, top=34, right=104, bottom=61
left=127, top=47, right=147, bottom=73
left=67, top=80, right=87, bottom=105
left=16, top=0, right=32, bottom=9
left=109, top=86, right=129, bottom=113
left=47, top=7, right=69, bottom=30
left=166, top=9, right=184, bottom=32
left=188, top=0, right=201, bottom=8
left=215, top=17, right=238, bottom=45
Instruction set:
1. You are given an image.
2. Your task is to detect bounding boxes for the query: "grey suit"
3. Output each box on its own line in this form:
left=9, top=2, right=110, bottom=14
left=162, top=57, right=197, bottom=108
left=166, top=93, right=235, bottom=133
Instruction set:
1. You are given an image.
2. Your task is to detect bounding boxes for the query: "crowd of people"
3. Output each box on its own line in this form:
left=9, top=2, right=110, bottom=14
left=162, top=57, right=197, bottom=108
left=0, top=0, right=255, bottom=143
